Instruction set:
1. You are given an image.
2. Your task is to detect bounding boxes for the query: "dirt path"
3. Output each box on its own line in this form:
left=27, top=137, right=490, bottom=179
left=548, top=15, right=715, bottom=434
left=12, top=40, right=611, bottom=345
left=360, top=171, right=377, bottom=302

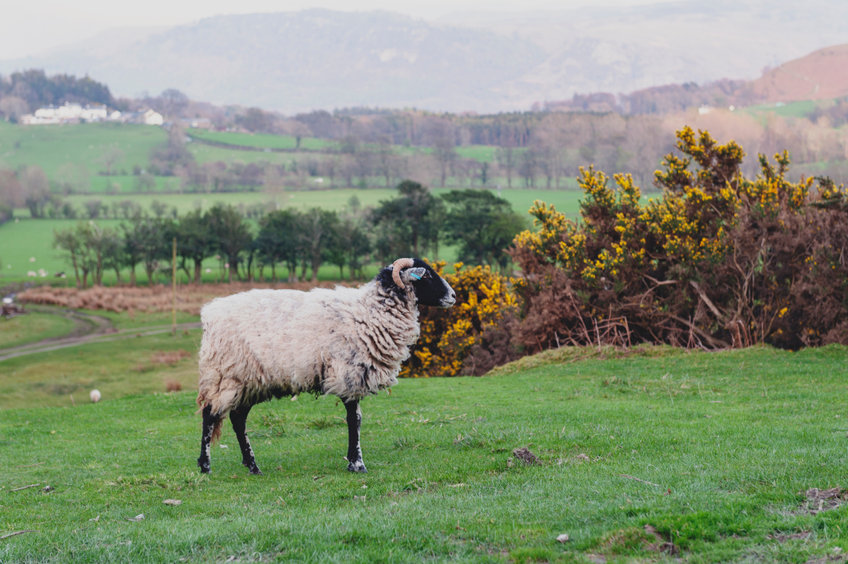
left=0, top=306, right=200, bottom=362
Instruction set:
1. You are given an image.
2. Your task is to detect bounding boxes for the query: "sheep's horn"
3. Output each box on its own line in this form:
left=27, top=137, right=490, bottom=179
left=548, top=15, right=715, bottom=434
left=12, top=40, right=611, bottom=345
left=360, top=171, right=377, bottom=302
left=391, top=258, right=415, bottom=289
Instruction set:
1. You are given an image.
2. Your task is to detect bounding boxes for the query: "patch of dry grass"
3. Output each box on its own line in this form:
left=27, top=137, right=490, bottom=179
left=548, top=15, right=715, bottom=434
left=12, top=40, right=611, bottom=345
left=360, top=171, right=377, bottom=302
left=18, top=281, right=337, bottom=314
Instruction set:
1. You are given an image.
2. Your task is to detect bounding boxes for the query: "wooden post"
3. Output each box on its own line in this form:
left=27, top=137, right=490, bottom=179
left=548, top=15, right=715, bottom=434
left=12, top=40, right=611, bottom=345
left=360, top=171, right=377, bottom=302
left=172, top=237, right=177, bottom=336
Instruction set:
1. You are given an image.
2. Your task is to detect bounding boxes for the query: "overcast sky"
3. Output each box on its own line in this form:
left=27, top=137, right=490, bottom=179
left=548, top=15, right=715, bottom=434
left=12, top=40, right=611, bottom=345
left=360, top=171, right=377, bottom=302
left=0, top=0, right=671, bottom=60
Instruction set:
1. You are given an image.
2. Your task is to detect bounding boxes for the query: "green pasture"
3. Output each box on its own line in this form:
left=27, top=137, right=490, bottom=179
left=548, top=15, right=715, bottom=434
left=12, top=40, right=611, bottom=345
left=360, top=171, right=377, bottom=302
left=0, top=309, right=77, bottom=348
left=187, top=128, right=501, bottom=164
left=187, top=128, right=332, bottom=151
left=188, top=142, right=297, bottom=167
left=0, top=218, right=124, bottom=283
left=0, top=121, right=166, bottom=179
left=1, top=340, right=848, bottom=562
left=741, top=98, right=841, bottom=125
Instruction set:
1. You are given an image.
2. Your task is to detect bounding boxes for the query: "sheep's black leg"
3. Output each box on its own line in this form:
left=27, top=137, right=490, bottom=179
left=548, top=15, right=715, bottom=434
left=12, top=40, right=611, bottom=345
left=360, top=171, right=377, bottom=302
left=230, top=404, right=261, bottom=475
left=344, top=399, right=367, bottom=473
left=198, top=405, right=219, bottom=473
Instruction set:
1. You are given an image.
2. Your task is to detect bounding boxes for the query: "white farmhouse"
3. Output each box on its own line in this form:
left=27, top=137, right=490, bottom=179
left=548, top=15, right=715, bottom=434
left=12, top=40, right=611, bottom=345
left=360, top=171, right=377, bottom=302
left=22, top=102, right=111, bottom=124
left=143, top=109, right=164, bottom=126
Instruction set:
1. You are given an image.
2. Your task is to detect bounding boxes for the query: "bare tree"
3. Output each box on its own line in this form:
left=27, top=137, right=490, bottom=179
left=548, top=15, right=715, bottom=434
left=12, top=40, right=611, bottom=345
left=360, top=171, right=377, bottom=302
left=496, top=146, right=516, bottom=188
left=20, top=165, right=51, bottom=218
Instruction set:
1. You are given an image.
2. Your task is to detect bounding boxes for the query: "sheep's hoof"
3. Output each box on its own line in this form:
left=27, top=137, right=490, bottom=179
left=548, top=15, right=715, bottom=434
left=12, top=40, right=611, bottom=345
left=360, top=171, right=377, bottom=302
left=248, top=466, right=263, bottom=475
left=198, top=462, right=211, bottom=474
left=347, top=460, right=367, bottom=473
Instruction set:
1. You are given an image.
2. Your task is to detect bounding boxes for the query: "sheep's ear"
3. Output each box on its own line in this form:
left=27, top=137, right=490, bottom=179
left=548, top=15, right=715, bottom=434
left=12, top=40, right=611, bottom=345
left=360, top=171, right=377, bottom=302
left=407, top=267, right=428, bottom=282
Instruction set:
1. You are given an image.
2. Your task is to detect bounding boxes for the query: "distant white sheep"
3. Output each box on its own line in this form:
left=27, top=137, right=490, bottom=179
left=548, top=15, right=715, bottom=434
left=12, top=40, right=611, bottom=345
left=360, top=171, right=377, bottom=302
left=196, top=257, right=456, bottom=474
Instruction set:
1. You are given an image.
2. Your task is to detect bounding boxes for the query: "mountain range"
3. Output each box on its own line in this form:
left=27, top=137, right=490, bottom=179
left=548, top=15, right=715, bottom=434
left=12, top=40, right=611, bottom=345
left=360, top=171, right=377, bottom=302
left=2, top=0, right=848, bottom=114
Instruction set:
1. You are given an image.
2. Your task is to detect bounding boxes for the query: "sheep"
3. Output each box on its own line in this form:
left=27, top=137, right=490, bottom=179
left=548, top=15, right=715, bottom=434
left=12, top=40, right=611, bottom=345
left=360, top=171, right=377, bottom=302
left=196, top=257, right=456, bottom=474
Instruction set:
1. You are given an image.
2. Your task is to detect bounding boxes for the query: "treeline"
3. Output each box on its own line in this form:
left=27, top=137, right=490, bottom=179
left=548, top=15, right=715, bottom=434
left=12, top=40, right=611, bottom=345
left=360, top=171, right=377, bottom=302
left=544, top=78, right=760, bottom=115
left=52, top=181, right=524, bottom=288
left=0, top=70, right=115, bottom=117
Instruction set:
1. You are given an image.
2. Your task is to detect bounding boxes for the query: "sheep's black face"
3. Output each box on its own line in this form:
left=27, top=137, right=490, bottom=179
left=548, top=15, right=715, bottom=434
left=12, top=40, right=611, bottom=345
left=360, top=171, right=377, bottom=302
left=378, top=258, right=457, bottom=308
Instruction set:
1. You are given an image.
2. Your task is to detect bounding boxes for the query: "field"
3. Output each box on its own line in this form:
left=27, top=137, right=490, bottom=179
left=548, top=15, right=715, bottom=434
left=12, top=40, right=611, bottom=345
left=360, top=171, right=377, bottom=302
left=1, top=315, right=848, bottom=562
left=0, top=121, right=166, bottom=179
left=187, top=128, right=333, bottom=151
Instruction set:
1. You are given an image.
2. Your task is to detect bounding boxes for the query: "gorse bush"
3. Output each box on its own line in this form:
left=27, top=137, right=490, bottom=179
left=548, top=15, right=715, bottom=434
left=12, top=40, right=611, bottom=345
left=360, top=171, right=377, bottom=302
left=402, top=262, right=519, bottom=378
left=510, top=126, right=848, bottom=352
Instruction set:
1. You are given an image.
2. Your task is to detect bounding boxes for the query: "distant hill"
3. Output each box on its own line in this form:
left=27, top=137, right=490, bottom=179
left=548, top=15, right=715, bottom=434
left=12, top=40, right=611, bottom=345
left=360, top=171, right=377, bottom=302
left=1, top=10, right=544, bottom=114
left=2, top=1, right=848, bottom=114
left=750, top=44, right=848, bottom=103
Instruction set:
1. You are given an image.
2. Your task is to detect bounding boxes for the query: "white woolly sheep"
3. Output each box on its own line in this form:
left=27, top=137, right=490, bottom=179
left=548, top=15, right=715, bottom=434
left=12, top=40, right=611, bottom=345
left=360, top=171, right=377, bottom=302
left=196, top=257, right=456, bottom=474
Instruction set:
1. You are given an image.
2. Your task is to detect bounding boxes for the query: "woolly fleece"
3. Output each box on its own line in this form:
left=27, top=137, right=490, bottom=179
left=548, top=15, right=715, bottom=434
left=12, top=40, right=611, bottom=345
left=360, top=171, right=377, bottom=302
left=196, top=281, right=419, bottom=417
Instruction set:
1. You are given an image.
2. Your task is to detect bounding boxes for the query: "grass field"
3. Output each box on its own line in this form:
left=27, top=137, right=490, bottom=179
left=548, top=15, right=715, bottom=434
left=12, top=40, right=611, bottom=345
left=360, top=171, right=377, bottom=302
left=744, top=100, right=820, bottom=121
left=0, top=121, right=166, bottom=179
left=0, top=309, right=77, bottom=348
left=1, top=341, right=848, bottom=562
left=187, top=129, right=333, bottom=151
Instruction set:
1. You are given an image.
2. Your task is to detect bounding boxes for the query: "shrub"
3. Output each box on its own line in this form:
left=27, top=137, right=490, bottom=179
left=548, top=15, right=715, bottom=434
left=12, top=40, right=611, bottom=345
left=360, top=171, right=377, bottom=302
left=401, top=262, right=519, bottom=377
left=510, top=126, right=848, bottom=351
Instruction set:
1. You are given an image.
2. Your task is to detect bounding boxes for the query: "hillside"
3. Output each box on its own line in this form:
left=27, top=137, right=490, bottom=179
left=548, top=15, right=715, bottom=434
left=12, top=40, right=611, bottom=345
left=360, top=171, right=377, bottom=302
left=750, top=44, right=848, bottom=103
left=3, top=1, right=848, bottom=114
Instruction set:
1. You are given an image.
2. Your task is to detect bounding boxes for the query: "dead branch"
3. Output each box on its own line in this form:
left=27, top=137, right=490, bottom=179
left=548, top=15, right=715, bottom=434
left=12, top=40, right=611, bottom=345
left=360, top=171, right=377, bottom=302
left=667, top=314, right=730, bottom=349
left=0, top=530, right=36, bottom=540
left=10, top=484, right=39, bottom=492
left=689, top=280, right=723, bottom=320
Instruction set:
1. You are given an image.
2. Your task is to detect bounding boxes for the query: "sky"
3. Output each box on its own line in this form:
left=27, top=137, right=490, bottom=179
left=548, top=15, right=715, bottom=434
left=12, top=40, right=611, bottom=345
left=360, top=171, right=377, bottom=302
left=0, top=0, right=669, bottom=60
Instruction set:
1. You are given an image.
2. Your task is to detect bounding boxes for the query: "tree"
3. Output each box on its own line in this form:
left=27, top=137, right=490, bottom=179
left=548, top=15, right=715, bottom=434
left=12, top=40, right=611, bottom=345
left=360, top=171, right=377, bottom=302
left=206, top=204, right=252, bottom=282
left=149, top=125, right=195, bottom=176
left=74, top=221, right=122, bottom=286
left=83, top=199, right=105, bottom=219
left=371, top=180, right=445, bottom=261
left=0, top=169, right=23, bottom=211
left=256, top=208, right=303, bottom=282
left=326, top=212, right=371, bottom=280
left=98, top=145, right=125, bottom=176
left=441, top=190, right=525, bottom=269
left=157, top=88, right=190, bottom=118
left=137, top=217, right=173, bottom=285
left=20, top=165, right=51, bottom=218
left=100, top=227, right=125, bottom=284
left=176, top=209, right=214, bottom=283
left=496, top=146, right=516, bottom=188
left=120, top=217, right=147, bottom=286
left=54, top=225, right=85, bottom=288
left=299, top=207, right=339, bottom=282
left=433, top=137, right=457, bottom=187
left=236, top=107, right=278, bottom=133
left=0, top=96, right=29, bottom=122
left=56, top=163, right=90, bottom=194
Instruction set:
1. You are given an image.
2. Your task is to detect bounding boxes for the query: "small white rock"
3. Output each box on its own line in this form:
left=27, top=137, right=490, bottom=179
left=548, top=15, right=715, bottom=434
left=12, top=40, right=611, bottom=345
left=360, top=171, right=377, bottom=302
left=163, top=499, right=182, bottom=506
left=90, top=389, right=101, bottom=403
left=556, top=533, right=570, bottom=543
